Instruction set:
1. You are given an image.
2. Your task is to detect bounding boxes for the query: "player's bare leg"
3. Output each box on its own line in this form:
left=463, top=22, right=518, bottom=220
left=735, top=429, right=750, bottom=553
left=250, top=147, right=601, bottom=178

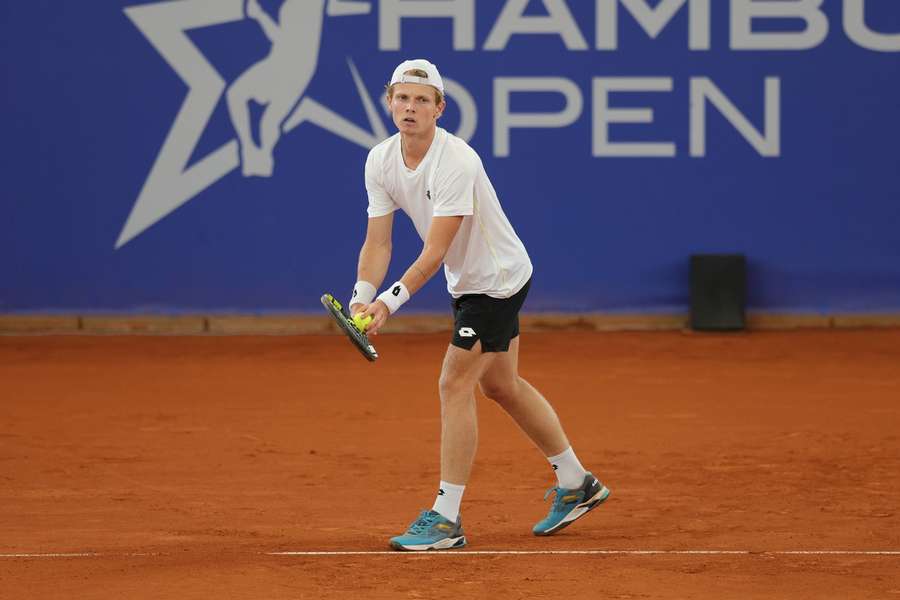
left=478, top=335, right=611, bottom=535
left=438, top=341, right=496, bottom=484
left=389, top=342, right=493, bottom=551
left=478, top=336, right=569, bottom=456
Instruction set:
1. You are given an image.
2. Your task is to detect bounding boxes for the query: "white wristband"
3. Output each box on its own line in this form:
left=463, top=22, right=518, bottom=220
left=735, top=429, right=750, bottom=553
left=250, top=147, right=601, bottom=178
left=349, top=281, right=376, bottom=310
left=376, top=281, right=410, bottom=314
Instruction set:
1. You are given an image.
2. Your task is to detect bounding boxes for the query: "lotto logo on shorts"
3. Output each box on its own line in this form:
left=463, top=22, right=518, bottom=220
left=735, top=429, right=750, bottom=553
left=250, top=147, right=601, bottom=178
left=458, top=327, right=477, bottom=338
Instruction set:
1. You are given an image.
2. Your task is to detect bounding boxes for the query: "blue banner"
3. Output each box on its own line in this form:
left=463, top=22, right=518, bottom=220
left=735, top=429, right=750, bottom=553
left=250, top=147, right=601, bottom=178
left=3, top=0, right=899, bottom=313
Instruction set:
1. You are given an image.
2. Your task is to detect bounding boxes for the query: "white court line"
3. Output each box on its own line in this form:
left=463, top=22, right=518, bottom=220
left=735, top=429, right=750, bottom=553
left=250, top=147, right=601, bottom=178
left=0, top=553, right=157, bottom=558
left=5, top=550, right=900, bottom=558
left=268, top=550, right=900, bottom=557
left=3, top=550, right=900, bottom=559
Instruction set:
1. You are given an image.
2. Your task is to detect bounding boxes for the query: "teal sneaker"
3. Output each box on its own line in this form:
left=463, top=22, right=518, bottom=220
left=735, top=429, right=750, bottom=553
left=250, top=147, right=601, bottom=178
left=389, top=510, right=467, bottom=551
left=533, top=473, right=610, bottom=536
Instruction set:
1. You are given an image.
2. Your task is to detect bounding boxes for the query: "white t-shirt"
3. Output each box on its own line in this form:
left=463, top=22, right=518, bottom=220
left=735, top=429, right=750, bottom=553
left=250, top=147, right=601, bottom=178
left=365, top=128, right=533, bottom=299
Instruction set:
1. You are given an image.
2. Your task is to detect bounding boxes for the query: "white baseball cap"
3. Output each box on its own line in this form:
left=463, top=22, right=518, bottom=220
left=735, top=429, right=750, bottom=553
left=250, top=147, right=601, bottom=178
left=389, top=59, right=445, bottom=96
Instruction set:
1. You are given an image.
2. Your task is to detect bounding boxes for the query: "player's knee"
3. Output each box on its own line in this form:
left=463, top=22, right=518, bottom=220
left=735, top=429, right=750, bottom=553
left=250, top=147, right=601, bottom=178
left=438, top=373, right=468, bottom=401
left=479, top=378, right=519, bottom=406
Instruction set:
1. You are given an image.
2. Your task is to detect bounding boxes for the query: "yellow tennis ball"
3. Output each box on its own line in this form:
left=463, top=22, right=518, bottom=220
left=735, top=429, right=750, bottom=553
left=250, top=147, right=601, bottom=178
left=353, top=314, right=373, bottom=332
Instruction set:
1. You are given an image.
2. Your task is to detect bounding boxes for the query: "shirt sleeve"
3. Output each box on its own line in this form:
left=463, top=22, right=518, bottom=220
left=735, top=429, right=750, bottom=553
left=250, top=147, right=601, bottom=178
left=365, top=149, right=397, bottom=218
left=432, top=150, right=476, bottom=217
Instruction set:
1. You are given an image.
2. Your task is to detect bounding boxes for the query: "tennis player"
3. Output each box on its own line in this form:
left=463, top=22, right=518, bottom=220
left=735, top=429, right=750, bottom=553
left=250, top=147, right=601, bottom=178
left=349, top=59, right=610, bottom=551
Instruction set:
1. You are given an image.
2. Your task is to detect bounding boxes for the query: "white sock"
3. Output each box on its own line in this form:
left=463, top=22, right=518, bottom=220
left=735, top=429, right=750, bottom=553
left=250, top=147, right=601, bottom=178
left=431, top=481, right=465, bottom=522
left=547, top=447, right=587, bottom=489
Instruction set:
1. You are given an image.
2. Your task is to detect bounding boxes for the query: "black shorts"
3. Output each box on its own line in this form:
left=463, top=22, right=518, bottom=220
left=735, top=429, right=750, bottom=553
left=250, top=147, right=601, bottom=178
left=450, top=278, right=531, bottom=353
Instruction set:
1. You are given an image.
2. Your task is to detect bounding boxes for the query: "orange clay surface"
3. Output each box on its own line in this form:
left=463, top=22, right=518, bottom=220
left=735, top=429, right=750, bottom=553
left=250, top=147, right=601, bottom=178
left=1, top=329, right=899, bottom=599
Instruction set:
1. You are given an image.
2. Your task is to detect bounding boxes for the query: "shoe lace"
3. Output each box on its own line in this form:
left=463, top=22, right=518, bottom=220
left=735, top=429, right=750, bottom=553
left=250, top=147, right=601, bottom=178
left=408, top=511, right=438, bottom=535
left=543, top=486, right=562, bottom=502
left=543, top=486, right=576, bottom=511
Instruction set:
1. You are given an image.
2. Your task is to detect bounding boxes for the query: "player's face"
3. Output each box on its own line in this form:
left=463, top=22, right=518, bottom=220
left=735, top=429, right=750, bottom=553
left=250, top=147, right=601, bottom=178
left=388, top=83, right=445, bottom=135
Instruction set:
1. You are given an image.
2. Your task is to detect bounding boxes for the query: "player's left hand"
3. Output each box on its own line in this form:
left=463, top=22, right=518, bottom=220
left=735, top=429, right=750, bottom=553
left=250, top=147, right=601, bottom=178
left=359, top=300, right=390, bottom=336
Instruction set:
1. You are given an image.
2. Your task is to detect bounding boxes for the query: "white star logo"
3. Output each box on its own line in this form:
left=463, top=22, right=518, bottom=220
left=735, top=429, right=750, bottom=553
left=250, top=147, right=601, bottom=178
left=117, top=0, right=385, bottom=248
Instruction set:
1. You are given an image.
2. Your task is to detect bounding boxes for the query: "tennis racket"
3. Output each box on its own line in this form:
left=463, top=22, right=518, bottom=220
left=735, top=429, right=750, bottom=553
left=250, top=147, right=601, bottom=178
left=320, top=293, right=378, bottom=362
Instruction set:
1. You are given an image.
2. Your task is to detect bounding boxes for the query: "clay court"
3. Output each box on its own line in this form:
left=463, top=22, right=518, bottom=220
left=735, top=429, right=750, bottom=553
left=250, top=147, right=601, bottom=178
left=1, top=328, right=899, bottom=598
